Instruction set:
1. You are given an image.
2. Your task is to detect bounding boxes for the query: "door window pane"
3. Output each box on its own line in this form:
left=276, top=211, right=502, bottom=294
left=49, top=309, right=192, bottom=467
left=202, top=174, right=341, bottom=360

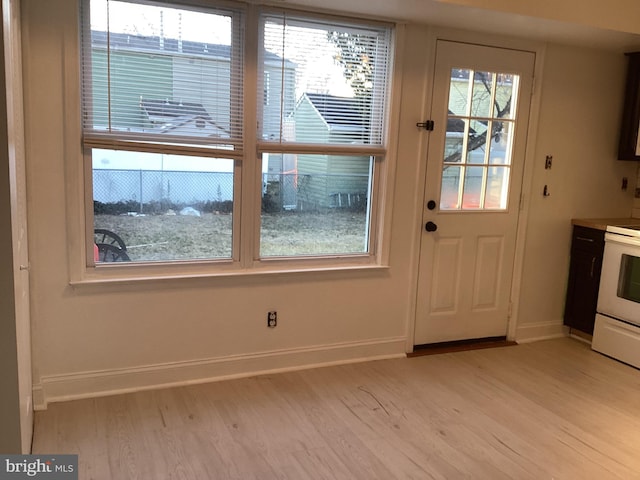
left=467, top=119, right=489, bottom=164
left=462, top=166, right=483, bottom=209
left=485, top=166, right=510, bottom=209
left=440, top=166, right=462, bottom=210
left=488, top=121, right=514, bottom=165
left=494, top=74, right=517, bottom=119
left=448, top=69, right=471, bottom=116
left=444, top=119, right=467, bottom=163
left=470, top=71, right=494, bottom=118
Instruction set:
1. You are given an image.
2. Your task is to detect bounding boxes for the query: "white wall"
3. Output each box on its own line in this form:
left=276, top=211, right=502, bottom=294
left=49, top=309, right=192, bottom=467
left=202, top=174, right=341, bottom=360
left=22, top=0, right=417, bottom=408
left=21, top=0, right=636, bottom=408
left=515, top=45, right=637, bottom=339
left=437, top=0, right=640, bottom=35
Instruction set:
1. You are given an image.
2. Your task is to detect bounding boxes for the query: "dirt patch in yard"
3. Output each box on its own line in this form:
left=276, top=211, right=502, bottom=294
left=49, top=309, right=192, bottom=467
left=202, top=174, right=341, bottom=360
left=94, top=210, right=367, bottom=262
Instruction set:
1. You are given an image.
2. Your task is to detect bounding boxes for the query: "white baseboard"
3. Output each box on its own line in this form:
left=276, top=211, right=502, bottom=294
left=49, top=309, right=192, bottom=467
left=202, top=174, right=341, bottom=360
left=33, top=337, right=407, bottom=410
left=515, top=321, right=567, bottom=343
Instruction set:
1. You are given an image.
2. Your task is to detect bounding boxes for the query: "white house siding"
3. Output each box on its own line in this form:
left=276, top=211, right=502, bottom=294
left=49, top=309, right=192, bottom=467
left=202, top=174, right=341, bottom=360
left=293, top=96, right=371, bottom=208
left=262, top=59, right=296, bottom=140
left=173, top=56, right=233, bottom=135
left=293, top=99, right=330, bottom=208
left=325, top=154, right=370, bottom=209
left=174, top=56, right=296, bottom=141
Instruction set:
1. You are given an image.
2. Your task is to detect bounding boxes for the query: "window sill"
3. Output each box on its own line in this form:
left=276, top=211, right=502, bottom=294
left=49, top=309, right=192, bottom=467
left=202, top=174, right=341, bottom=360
left=70, top=261, right=390, bottom=287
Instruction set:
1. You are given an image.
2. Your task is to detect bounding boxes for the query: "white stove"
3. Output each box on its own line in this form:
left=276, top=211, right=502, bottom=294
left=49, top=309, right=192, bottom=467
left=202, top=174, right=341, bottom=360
left=606, top=224, right=640, bottom=237
left=592, top=224, right=640, bottom=369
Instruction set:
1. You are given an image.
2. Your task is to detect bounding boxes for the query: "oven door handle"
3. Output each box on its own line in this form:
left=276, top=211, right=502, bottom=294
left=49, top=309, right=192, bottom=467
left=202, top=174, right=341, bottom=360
left=605, top=232, right=640, bottom=247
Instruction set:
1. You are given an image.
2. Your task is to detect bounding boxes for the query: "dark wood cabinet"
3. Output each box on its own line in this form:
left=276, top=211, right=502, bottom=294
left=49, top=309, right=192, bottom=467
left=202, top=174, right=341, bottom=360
left=618, top=52, right=640, bottom=160
left=563, top=225, right=605, bottom=334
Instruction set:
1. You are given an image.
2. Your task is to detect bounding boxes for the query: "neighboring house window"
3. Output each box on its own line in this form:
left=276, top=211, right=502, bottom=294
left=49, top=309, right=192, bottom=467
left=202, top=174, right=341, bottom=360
left=81, top=0, right=393, bottom=269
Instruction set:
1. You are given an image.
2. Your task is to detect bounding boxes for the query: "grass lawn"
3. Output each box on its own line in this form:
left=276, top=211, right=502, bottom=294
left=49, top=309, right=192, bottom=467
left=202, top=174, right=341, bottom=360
left=94, top=210, right=368, bottom=262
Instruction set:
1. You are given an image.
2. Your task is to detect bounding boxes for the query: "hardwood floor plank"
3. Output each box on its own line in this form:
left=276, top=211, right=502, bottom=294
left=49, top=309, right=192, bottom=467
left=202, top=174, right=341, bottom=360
left=32, top=338, right=640, bottom=479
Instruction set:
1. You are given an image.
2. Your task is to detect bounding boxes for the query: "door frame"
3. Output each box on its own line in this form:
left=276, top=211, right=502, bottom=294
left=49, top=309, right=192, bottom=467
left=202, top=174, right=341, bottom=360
left=406, top=28, right=546, bottom=351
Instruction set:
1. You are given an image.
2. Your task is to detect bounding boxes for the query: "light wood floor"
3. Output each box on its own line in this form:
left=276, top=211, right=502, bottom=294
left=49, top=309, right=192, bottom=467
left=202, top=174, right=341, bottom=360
left=33, top=338, right=640, bottom=479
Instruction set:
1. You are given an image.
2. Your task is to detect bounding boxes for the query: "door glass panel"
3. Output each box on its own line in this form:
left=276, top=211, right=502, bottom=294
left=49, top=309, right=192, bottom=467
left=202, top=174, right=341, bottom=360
left=440, top=166, right=462, bottom=209
left=485, top=166, right=510, bottom=209
left=462, top=166, right=483, bottom=209
left=467, top=119, right=489, bottom=164
left=488, top=121, right=514, bottom=165
left=440, top=67, right=519, bottom=211
left=470, top=71, right=494, bottom=118
left=494, top=74, right=517, bottom=119
left=445, top=118, right=467, bottom=163
left=448, top=69, right=471, bottom=116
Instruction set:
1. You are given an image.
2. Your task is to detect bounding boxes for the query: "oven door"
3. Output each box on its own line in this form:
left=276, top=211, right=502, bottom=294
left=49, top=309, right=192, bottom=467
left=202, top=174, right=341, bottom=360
left=598, top=233, right=640, bottom=326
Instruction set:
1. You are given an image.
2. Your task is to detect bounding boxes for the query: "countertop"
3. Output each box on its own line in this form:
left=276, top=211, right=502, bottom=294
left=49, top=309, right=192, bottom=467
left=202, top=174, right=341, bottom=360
left=571, top=217, right=640, bottom=231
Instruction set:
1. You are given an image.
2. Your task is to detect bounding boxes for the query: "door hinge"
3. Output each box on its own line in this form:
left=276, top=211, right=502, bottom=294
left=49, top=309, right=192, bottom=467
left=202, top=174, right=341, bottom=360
left=416, top=120, right=434, bottom=131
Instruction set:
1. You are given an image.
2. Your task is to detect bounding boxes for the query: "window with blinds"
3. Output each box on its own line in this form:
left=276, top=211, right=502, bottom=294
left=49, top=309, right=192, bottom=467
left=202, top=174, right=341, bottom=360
left=82, top=0, right=242, bottom=264
left=257, top=13, right=392, bottom=258
left=80, top=0, right=394, bottom=267
left=82, top=0, right=244, bottom=154
left=259, top=14, right=391, bottom=147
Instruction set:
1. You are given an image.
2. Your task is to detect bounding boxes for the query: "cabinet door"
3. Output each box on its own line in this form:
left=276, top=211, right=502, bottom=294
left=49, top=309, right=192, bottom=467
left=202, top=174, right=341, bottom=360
left=618, top=52, right=640, bottom=160
left=564, top=226, right=605, bottom=334
left=564, top=248, right=602, bottom=333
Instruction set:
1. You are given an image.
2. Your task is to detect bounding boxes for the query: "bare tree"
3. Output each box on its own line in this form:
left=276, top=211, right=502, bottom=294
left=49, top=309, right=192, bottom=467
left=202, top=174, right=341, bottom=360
left=327, top=31, right=374, bottom=98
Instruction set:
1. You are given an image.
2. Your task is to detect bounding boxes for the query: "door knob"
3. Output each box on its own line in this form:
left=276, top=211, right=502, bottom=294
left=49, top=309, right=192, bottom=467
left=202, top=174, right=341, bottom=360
left=425, top=221, right=438, bottom=232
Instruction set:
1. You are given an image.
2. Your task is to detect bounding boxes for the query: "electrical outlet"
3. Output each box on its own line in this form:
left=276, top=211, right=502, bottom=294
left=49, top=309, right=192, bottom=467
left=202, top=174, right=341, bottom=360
left=267, top=311, right=277, bottom=328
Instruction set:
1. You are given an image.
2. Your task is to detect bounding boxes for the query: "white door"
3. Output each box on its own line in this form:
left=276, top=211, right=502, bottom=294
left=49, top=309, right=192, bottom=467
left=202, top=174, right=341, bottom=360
left=414, top=40, right=535, bottom=345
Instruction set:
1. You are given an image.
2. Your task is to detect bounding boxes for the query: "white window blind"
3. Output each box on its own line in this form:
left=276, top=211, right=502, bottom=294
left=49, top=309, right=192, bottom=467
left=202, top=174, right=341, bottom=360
left=81, top=0, right=244, bottom=155
left=259, top=13, right=392, bottom=147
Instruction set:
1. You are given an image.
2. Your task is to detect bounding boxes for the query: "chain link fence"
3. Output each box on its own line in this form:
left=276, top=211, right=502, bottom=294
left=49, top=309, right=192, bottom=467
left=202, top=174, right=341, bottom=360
left=93, top=169, right=369, bottom=214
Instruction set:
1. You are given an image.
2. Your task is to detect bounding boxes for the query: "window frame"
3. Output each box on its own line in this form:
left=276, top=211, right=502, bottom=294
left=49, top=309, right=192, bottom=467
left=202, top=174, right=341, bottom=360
left=73, top=0, right=397, bottom=283
left=254, top=8, right=392, bottom=261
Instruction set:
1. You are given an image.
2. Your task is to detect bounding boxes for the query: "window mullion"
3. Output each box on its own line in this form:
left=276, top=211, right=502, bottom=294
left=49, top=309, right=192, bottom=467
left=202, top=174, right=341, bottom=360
left=83, top=133, right=245, bottom=159
left=241, top=5, right=261, bottom=268
left=256, top=142, right=386, bottom=156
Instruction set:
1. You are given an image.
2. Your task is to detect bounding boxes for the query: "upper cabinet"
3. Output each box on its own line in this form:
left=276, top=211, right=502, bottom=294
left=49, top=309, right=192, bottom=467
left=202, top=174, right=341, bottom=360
left=619, top=52, right=640, bottom=160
